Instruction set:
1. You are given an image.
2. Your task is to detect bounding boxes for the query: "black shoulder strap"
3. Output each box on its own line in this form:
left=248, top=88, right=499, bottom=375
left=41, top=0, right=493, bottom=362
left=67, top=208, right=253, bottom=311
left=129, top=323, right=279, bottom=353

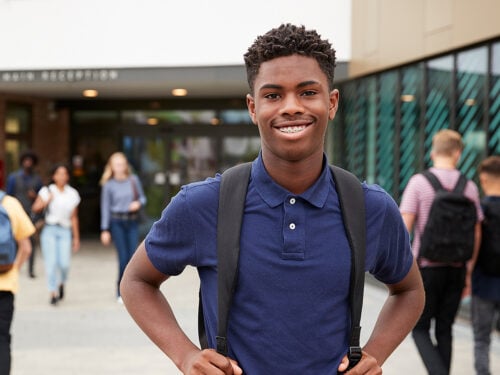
left=423, top=170, right=468, bottom=194
left=452, top=174, right=468, bottom=194
left=422, top=170, right=443, bottom=192
left=216, top=162, right=252, bottom=355
left=330, top=166, right=366, bottom=371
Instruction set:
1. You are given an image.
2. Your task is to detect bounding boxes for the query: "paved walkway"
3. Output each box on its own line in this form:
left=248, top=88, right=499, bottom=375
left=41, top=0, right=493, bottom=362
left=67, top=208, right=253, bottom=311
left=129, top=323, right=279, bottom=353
left=11, top=239, right=500, bottom=374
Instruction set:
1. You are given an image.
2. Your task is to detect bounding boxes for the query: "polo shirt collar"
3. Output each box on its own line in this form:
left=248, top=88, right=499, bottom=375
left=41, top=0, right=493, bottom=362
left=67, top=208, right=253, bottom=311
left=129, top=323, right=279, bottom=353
left=251, top=153, right=330, bottom=209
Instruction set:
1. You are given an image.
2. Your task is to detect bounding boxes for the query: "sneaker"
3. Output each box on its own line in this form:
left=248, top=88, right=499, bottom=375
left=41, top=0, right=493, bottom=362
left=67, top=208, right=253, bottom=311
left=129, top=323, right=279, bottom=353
left=50, top=296, right=58, bottom=305
left=117, top=296, right=123, bottom=304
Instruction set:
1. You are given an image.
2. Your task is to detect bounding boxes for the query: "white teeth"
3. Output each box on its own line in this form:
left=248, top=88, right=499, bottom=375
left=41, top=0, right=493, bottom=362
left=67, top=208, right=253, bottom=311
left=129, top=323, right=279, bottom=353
left=279, top=125, right=306, bottom=133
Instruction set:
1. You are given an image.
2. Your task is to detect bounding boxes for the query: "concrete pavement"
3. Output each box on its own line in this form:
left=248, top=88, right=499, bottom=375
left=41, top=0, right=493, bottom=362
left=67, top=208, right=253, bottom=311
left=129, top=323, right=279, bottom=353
left=11, top=238, right=500, bottom=374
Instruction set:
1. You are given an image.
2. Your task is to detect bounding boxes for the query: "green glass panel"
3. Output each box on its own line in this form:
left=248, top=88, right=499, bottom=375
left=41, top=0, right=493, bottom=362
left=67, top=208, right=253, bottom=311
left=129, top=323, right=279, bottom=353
left=399, top=65, right=423, bottom=196
left=426, top=56, right=453, bottom=165
left=489, top=42, right=500, bottom=154
left=457, top=47, right=487, bottom=179
left=376, top=71, right=397, bottom=195
left=342, top=81, right=367, bottom=179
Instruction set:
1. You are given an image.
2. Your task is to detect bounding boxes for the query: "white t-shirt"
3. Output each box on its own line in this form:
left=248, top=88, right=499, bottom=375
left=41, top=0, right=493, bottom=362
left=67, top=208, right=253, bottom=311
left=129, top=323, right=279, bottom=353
left=39, top=184, right=81, bottom=228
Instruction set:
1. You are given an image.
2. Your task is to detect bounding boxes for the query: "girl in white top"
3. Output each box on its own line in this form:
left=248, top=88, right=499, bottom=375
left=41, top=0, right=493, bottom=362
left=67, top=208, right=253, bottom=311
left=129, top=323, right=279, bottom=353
left=32, top=164, right=81, bottom=305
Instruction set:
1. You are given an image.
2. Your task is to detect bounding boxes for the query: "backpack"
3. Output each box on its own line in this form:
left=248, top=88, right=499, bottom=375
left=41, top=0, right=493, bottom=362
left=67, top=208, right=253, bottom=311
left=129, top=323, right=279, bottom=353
left=476, top=198, right=500, bottom=276
left=0, top=191, right=17, bottom=273
left=198, top=162, right=366, bottom=373
left=419, top=170, right=477, bottom=263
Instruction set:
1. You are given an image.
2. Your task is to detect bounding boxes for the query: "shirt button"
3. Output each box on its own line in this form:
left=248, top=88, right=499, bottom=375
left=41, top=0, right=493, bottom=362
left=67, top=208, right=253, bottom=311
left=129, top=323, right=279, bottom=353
left=289, top=223, right=296, bottom=230
left=290, top=198, right=296, bottom=205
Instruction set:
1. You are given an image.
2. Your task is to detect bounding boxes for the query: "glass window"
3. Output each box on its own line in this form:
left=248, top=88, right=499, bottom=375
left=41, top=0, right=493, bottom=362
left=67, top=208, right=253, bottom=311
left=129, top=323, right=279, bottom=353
left=399, top=64, right=423, bottom=196
left=342, top=80, right=368, bottom=180
left=426, top=55, right=453, bottom=164
left=376, top=71, right=398, bottom=196
left=121, top=110, right=218, bottom=126
left=4, top=103, right=32, bottom=174
left=489, top=42, right=500, bottom=155
left=457, top=47, right=488, bottom=179
left=219, top=110, right=253, bottom=125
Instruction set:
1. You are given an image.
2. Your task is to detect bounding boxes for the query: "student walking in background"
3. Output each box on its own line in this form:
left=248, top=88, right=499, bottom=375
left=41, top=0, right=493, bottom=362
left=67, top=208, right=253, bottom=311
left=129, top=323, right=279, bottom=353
left=32, top=164, right=81, bottom=306
left=6, top=150, right=43, bottom=278
left=99, top=152, right=146, bottom=303
left=400, top=129, right=483, bottom=375
left=0, top=191, right=35, bottom=375
left=472, top=155, right=500, bottom=375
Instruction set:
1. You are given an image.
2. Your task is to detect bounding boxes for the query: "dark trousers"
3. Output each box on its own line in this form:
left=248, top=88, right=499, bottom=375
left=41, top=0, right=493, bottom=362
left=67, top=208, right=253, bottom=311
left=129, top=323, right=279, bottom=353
left=0, top=291, right=14, bottom=375
left=471, top=295, right=500, bottom=375
left=110, top=218, right=139, bottom=297
left=412, top=266, right=466, bottom=375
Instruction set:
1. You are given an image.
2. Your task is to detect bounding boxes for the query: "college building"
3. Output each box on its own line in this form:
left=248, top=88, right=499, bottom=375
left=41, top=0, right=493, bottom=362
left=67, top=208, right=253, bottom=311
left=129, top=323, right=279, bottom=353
left=0, top=0, right=499, bottom=234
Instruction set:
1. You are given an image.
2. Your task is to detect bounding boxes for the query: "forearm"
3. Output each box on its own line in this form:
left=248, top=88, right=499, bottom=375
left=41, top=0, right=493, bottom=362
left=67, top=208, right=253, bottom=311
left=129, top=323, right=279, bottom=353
left=363, top=262, right=424, bottom=365
left=121, top=275, right=199, bottom=371
left=14, top=238, right=32, bottom=268
left=467, top=223, right=482, bottom=273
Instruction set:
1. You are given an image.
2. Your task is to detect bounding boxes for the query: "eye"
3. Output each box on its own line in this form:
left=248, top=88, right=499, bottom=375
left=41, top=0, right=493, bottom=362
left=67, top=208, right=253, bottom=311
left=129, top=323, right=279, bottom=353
left=264, top=92, right=280, bottom=100
left=301, top=90, right=317, bottom=97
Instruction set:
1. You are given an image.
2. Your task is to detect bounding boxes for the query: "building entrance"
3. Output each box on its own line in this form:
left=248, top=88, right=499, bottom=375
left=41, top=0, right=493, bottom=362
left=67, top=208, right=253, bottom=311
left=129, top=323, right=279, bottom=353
left=72, top=116, right=259, bottom=235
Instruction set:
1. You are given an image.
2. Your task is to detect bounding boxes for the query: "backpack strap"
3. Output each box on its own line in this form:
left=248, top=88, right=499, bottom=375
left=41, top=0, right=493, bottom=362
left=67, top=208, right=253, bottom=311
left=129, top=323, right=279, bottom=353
left=452, top=174, right=468, bottom=194
left=216, top=162, right=252, bottom=356
left=330, top=166, right=366, bottom=372
left=422, top=170, right=444, bottom=192
left=422, top=169, right=468, bottom=194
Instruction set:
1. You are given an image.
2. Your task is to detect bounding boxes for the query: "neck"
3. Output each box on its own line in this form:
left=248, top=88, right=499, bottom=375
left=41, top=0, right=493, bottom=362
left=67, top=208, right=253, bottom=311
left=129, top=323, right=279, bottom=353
left=114, top=173, right=128, bottom=180
left=432, top=158, right=456, bottom=170
left=262, top=152, right=324, bottom=195
left=485, top=188, right=500, bottom=196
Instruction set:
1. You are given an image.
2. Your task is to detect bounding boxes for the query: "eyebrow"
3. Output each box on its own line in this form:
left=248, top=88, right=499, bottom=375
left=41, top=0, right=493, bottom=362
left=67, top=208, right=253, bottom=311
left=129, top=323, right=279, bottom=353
left=258, top=80, right=321, bottom=92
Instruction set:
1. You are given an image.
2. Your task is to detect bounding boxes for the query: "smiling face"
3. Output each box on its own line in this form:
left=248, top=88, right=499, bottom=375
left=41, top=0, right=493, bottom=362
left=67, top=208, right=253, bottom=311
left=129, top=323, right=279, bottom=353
left=246, top=54, right=339, bottom=166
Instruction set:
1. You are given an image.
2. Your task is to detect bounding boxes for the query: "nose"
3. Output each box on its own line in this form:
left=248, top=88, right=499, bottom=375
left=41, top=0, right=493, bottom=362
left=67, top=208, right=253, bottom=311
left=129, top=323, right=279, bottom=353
left=280, top=94, right=304, bottom=116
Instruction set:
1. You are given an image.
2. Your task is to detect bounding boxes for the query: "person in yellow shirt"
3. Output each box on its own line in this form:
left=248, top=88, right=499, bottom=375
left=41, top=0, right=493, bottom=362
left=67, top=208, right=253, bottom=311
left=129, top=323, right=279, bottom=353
left=0, top=191, right=35, bottom=375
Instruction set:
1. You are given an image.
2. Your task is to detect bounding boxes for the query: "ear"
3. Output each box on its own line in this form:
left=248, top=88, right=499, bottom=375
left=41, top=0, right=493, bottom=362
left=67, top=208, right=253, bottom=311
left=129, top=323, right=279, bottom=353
left=246, top=94, right=257, bottom=125
left=328, top=89, right=340, bottom=120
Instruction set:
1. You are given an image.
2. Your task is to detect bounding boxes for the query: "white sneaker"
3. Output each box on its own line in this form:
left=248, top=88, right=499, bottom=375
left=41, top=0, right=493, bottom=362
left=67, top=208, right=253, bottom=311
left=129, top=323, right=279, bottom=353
left=117, top=296, right=123, bottom=304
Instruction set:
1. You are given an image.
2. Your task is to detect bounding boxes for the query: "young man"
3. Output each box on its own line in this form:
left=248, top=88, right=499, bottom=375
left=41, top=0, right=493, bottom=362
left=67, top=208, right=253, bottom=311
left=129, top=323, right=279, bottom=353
left=121, top=24, right=424, bottom=374
left=471, top=155, right=500, bottom=375
left=0, top=192, right=35, bottom=374
left=6, top=150, right=43, bottom=278
left=400, top=129, right=483, bottom=375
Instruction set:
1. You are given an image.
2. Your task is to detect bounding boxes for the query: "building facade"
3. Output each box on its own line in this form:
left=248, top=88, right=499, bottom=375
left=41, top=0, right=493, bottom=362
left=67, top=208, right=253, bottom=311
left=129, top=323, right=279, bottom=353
left=334, top=0, right=500, bottom=202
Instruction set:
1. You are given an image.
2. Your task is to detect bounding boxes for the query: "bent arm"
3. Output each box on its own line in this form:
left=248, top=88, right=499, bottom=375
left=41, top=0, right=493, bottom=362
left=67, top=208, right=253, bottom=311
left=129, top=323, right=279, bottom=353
left=120, top=243, right=198, bottom=369
left=121, top=243, right=242, bottom=375
left=362, top=259, right=424, bottom=366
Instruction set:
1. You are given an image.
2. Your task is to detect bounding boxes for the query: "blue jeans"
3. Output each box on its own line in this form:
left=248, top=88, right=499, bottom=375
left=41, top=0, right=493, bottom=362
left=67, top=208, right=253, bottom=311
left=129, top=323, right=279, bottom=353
left=40, top=224, right=72, bottom=293
left=412, top=266, right=466, bottom=375
left=110, top=218, right=139, bottom=297
left=0, top=291, right=14, bottom=375
left=471, top=295, right=500, bottom=375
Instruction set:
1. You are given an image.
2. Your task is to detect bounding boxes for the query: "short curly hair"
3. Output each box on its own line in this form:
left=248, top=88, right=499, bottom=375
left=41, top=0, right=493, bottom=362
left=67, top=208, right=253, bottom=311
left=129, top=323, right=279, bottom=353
left=244, top=23, right=337, bottom=94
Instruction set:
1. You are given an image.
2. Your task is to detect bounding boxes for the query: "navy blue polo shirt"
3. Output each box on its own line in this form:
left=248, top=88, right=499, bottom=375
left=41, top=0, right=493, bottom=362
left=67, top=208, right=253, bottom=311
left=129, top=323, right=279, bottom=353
left=145, top=154, right=413, bottom=374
